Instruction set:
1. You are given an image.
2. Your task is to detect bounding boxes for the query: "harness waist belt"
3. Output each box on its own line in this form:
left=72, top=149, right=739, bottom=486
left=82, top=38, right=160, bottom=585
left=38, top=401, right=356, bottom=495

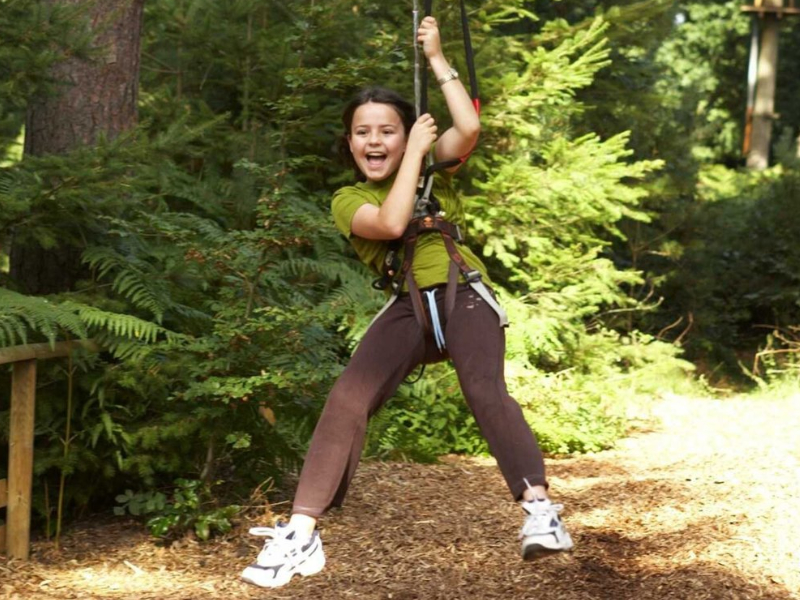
left=367, top=215, right=508, bottom=333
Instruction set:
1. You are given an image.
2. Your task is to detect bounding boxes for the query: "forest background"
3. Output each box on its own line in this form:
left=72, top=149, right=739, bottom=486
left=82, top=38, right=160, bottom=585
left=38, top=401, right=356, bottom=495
left=2, top=0, right=800, bottom=542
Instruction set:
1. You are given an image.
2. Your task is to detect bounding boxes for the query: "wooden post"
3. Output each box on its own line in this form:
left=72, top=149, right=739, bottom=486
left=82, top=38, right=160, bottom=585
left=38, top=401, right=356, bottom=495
left=0, top=477, right=7, bottom=554
left=0, top=341, right=98, bottom=560
left=7, top=359, right=37, bottom=560
left=746, top=0, right=782, bottom=170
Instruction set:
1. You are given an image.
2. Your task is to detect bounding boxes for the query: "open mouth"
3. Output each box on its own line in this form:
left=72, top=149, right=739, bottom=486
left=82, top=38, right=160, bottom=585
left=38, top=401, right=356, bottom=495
left=366, top=152, right=387, bottom=168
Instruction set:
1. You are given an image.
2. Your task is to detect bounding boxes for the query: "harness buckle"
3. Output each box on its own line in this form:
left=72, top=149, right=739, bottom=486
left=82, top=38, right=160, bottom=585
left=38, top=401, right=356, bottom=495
left=464, top=270, right=482, bottom=283
left=384, top=249, right=397, bottom=268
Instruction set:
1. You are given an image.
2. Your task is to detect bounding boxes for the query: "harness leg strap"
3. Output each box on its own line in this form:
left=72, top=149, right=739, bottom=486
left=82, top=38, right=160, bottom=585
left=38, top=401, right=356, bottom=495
left=441, top=234, right=509, bottom=328
left=445, top=260, right=459, bottom=320
left=444, top=261, right=509, bottom=327
left=406, top=268, right=432, bottom=334
left=468, top=279, right=509, bottom=327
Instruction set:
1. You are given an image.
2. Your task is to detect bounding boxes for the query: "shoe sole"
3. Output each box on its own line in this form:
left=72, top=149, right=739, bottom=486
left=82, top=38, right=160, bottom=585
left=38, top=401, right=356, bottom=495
left=241, top=551, right=326, bottom=588
left=522, top=532, right=574, bottom=561
left=523, top=543, right=571, bottom=560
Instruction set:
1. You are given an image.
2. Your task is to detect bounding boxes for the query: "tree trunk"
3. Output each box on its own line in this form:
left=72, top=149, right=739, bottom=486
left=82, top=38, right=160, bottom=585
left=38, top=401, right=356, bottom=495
left=10, top=0, right=144, bottom=294
left=746, top=13, right=780, bottom=170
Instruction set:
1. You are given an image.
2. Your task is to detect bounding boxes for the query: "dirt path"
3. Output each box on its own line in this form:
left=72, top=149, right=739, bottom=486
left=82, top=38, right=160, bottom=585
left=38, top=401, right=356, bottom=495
left=3, top=394, right=800, bottom=600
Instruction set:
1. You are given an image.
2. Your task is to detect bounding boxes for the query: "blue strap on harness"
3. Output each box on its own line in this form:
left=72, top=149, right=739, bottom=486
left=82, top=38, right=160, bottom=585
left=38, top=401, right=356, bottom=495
left=423, top=289, right=447, bottom=352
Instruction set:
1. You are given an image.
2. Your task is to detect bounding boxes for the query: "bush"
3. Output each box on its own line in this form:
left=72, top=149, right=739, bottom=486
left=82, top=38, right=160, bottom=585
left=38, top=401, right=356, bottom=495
left=115, top=479, right=240, bottom=541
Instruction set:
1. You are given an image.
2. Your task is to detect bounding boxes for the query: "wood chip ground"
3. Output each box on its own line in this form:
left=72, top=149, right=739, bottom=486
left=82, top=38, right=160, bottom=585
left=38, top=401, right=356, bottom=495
left=3, top=394, right=799, bottom=599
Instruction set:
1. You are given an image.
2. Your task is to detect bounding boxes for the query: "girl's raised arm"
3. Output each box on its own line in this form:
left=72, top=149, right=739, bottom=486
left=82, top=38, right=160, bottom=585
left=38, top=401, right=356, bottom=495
left=417, top=16, right=480, bottom=168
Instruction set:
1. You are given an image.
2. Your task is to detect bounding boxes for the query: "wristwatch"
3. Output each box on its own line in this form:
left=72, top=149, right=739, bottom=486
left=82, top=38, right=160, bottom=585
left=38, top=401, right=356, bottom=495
left=437, top=68, right=459, bottom=86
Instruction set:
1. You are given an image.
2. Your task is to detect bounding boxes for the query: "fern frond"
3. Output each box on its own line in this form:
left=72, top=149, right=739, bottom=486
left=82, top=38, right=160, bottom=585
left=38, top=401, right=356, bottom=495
left=0, top=314, right=30, bottom=347
left=169, top=303, right=214, bottom=325
left=61, top=302, right=176, bottom=344
left=83, top=247, right=170, bottom=322
left=0, top=288, right=88, bottom=347
left=0, top=170, right=12, bottom=195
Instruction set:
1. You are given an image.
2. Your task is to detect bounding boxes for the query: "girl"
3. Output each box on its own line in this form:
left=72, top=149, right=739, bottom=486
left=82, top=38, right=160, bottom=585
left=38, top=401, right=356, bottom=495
left=242, top=16, right=573, bottom=589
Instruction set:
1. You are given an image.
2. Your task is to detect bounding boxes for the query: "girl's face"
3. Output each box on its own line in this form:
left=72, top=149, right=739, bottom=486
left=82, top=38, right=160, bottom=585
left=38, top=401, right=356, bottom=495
left=348, top=102, right=408, bottom=183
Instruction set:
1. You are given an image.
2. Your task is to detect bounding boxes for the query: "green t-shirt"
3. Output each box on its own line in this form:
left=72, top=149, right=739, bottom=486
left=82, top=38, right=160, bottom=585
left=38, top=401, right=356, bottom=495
left=331, top=172, right=490, bottom=290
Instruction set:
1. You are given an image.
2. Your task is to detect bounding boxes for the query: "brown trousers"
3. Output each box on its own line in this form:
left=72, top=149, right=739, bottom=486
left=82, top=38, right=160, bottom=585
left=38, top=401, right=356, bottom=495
left=292, top=284, right=547, bottom=518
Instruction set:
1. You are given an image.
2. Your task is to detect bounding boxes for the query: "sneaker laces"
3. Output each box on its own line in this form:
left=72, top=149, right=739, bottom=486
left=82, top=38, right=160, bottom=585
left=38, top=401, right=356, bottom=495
left=519, top=500, right=564, bottom=539
left=249, top=525, right=307, bottom=567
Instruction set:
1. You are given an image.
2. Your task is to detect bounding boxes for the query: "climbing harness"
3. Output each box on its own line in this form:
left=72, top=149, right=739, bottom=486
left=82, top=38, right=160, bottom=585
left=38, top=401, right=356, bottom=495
left=368, top=0, right=508, bottom=345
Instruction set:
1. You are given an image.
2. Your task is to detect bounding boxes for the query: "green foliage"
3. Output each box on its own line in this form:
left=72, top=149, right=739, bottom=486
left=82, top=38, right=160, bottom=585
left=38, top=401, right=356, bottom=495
left=543, top=0, right=800, bottom=382
left=746, top=326, right=800, bottom=394
left=472, top=8, right=667, bottom=369
left=0, top=287, right=180, bottom=353
left=668, top=166, right=800, bottom=370
left=0, top=288, right=84, bottom=346
left=114, top=488, right=167, bottom=517
left=502, top=292, right=693, bottom=453
left=115, top=479, right=239, bottom=541
left=653, top=1, right=749, bottom=164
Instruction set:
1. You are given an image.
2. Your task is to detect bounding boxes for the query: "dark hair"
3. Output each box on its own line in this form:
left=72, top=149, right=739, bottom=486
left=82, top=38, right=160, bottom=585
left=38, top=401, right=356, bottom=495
left=336, top=87, right=416, bottom=182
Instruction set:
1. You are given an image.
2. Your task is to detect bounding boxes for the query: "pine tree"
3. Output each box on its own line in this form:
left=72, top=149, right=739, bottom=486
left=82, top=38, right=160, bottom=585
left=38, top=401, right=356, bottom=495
left=9, top=0, right=145, bottom=294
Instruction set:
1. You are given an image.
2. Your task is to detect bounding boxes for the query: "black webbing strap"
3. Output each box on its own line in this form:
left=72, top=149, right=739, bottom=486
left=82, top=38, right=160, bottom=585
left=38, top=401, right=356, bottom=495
left=459, top=0, right=480, bottom=117
left=398, top=232, right=431, bottom=333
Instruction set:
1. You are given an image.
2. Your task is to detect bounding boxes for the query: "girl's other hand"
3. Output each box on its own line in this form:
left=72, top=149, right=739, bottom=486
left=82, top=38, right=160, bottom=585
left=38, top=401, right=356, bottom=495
left=417, top=16, right=443, bottom=60
left=407, top=113, right=437, bottom=158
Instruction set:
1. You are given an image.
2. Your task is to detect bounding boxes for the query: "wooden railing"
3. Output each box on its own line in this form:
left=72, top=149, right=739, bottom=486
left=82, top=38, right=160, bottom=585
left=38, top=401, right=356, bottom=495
left=0, top=340, right=98, bottom=559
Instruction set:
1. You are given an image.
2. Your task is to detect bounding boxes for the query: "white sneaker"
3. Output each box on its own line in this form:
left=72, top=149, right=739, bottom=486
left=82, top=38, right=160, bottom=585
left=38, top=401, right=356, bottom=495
left=241, top=523, right=326, bottom=588
left=519, top=498, right=574, bottom=560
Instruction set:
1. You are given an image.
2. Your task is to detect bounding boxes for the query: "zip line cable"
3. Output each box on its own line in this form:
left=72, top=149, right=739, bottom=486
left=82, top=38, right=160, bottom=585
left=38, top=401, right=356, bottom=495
left=413, top=0, right=422, bottom=120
